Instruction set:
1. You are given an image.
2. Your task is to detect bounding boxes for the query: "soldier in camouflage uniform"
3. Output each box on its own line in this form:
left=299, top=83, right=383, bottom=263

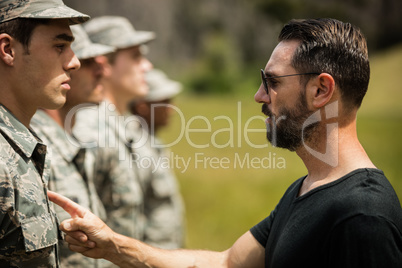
left=129, top=69, right=186, bottom=249
left=0, top=0, right=89, bottom=266
left=73, top=16, right=154, bottom=245
left=30, top=24, right=115, bottom=267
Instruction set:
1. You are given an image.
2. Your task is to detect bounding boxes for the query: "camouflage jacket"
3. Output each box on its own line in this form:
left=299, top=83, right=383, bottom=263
left=31, top=110, right=107, bottom=268
left=0, top=105, right=61, bottom=267
left=73, top=101, right=144, bottom=240
left=129, top=119, right=185, bottom=249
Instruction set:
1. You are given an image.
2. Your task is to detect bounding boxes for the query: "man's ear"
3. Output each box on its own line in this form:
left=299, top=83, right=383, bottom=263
left=307, top=73, right=336, bottom=109
left=94, top=55, right=112, bottom=77
left=0, top=33, right=15, bottom=66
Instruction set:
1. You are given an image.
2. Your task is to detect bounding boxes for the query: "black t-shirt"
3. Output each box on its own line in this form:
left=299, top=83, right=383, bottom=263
left=250, top=168, right=402, bottom=268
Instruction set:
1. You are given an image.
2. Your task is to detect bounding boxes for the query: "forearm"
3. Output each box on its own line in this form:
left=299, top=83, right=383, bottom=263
left=47, top=191, right=260, bottom=267
left=107, top=233, right=229, bottom=268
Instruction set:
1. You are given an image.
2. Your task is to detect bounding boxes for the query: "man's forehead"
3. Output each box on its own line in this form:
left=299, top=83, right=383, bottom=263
left=264, top=40, right=299, bottom=74
left=32, top=19, right=73, bottom=39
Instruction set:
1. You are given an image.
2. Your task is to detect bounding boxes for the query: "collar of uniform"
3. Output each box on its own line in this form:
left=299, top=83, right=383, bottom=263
left=0, top=104, right=40, bottom=158
left=31, top=109, right=80, bottom=162
left=126, top=113, right=147, bottom=143
left=102, top=100, right=136, bottom=147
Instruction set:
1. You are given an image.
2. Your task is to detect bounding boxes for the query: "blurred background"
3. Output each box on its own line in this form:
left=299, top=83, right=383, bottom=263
left=65, top=0, right=402, bottom=250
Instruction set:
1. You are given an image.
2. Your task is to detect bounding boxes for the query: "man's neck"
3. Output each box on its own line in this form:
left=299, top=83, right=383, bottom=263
left=296, top=120, right=375, bottom=196
left=44, top=109, right=65, bottom=128
left=0, top=98, right=36, bottom=128
left=104, top=86, right=131, bottom=115
left=44, top=108, right=77, bottom=134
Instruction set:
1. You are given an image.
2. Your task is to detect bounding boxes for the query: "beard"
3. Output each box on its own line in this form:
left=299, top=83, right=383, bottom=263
left=262, top=92, right=319, bottom=151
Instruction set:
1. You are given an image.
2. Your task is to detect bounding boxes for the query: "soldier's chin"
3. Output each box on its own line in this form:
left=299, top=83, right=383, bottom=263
left=44, top=97, right=67, bottom=110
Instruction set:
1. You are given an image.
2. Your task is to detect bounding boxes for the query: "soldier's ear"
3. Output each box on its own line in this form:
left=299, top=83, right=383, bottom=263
left=94, top=55, right=112, bottom=77
left=0, top=33, right=15, bottom=66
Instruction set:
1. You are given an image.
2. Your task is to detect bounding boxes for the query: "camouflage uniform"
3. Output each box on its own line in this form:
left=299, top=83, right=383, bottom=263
left=73, top=101, right=144, bottom=240
left=72, top=16, right=155, bottom=250
left=0, top=1, right=89, bottom=267
left=130, top=120, right=185, bottom=249
left=0, top=105, right=61, bottom=267
left=83, top=16, right=186, bottom=250
left=31, top=110, right=107, bottom=267
left=128, top=69, right=186, bottom=248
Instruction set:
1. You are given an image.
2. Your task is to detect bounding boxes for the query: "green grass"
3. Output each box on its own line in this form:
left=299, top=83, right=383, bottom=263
left=159, top=44, right=402, bottom=251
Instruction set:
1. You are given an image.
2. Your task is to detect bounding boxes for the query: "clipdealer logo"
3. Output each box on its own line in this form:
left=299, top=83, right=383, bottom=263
left=64, top=101, right=272, bottom=151
left=64, top=101, right=339, bottom=171
left=302, top=101, right=339, bottom=167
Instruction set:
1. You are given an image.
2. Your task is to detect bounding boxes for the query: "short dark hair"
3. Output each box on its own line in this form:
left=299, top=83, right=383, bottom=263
left=279, top=18, right=370, bottom=110
left=0, top=18, right=50, bottom=54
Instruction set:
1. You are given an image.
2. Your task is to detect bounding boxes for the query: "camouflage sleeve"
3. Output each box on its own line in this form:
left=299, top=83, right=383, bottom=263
left=93, top=146, right=144, bottom=240
left=74, top=105, right=145, bottom=242
left=143, top=147, right=186, bottom=249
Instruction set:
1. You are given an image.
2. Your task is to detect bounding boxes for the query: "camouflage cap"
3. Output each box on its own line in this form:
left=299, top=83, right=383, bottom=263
left=83, top=16, right=155, bottom=50
left=0, top=0, right=90, bottom=25
left=70, top=25, right=115, bottom=60
left=145, top=69, right=182, bottom=102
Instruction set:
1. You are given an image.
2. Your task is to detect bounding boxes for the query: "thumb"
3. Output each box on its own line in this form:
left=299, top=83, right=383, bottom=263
left=60, top=214, right=102, bottom=237
left=60, top=218, right=77, bottom=232
left=60, top=218, right=94, bottom=244
left=60, top=217, right=93, bottom=233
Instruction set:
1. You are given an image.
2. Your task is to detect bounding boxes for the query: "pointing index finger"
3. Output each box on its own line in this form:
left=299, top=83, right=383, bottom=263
left=47, top=190, right=86, bottom=218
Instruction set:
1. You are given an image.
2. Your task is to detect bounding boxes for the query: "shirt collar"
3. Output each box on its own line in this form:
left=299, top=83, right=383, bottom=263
left=0, top=104, right=41, bottom=158
left=31, top=110, right=81, bottom=162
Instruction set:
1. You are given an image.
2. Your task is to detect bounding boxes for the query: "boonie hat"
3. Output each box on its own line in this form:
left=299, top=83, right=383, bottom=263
left=83, top=16, right=155, bottom=50
left=71, top=25, right=115, bottom=60
left=145, top=69, right=182, bottom=102
left=0, top=0, right=90, bottom=24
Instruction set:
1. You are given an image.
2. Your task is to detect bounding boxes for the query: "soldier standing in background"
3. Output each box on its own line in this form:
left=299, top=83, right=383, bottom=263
left=130, top=69, right=186, bottom=249
left=30, top=24, right=115, bottom=267
left=0, top=0, right=89, bottom=266
left=73, top=16, right=154, bottom=244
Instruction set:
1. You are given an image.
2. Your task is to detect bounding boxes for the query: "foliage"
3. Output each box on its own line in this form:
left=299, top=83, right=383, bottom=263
left=253, top=0, right=402, bottom=50
left=188, top=30, right=242, bottom=94
left=65, top=0, right=402, bottom=89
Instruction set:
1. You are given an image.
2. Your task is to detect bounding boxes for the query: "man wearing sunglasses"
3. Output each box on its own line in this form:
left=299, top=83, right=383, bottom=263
left=48, top=18, right=402, bottom=268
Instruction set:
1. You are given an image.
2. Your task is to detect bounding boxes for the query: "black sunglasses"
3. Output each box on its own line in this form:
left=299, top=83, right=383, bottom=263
left=260, top=69, right=321, bottom=95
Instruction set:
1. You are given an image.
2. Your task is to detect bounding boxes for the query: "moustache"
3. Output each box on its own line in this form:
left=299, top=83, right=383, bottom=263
left=262, top=104, right=273, bottom=117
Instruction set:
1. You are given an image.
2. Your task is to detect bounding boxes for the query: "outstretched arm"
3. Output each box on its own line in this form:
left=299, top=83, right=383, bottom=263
left=48, top=191, right=265, bottom=268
